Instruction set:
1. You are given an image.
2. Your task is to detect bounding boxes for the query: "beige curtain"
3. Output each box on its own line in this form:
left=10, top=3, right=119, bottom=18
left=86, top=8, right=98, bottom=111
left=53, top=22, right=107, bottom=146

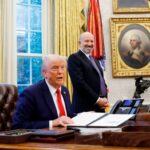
left=49, top=0, right=85, bottom=96
left=1, top=0, right=17, bottom=84
left=42, top=0, right=54, bottom=54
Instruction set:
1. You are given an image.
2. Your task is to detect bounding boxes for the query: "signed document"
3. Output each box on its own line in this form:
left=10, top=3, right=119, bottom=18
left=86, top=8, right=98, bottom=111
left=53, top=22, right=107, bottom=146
left=71, top=112, right=106, bottom=126
left=89, top=114, right=134, bottom=127
left=68, top=112, right=134, bottom=128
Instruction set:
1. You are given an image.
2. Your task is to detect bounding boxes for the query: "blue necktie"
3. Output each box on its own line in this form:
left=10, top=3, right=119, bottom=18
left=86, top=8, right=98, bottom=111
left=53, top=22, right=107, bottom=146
left=89, top=56, right=107, bottom=96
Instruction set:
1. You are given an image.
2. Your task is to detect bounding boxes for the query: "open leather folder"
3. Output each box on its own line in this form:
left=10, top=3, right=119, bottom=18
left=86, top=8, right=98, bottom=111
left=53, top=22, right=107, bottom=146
left=67, top=112, right=134, bottom=128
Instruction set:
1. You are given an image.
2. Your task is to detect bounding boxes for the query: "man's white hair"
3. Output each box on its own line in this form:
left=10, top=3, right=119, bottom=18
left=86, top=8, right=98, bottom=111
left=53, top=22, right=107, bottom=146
left=42, top=54, right=67, bottom=70
left=130, top=34, right=141, bottom=43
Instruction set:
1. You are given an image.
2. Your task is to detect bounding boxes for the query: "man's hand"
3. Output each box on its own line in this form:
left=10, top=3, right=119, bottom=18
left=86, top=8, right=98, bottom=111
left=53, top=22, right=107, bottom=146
left=52, top=116, right=74, bottom=127
left=97, top=97, right=109, bottom=109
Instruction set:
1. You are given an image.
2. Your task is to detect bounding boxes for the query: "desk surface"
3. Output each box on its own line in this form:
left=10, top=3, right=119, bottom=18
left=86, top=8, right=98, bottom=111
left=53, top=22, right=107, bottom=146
left=0, top=120, right=150, bottom=150
left=0, top=142, right=150, bottom=150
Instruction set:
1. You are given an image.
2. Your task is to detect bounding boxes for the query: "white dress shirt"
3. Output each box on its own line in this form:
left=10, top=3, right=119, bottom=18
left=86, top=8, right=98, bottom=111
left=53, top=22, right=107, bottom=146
left=45, top=79, right=67, bottom=129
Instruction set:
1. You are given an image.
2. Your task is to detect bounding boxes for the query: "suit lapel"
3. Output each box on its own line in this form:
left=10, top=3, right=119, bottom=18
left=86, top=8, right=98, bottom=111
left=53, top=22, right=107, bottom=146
left=78, top=50, right=100, bottom=74
left=41, top=80, right=58, bottom=118
left=78, top=50, right=94, bottom=67
left=61, top=87, right=69, bottom=116
left=61, top=86, right=73, bottom=117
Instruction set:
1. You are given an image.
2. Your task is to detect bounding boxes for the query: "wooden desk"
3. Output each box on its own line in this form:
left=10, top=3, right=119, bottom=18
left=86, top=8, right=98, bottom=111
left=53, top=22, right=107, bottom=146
left=0, top=120, right=150, bottom=150
left=0, top=142, right=149, bottom=150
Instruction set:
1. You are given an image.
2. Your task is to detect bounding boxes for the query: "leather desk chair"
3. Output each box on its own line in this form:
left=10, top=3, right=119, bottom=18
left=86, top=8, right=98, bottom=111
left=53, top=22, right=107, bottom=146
left=0, top=84, right=18, bottom=131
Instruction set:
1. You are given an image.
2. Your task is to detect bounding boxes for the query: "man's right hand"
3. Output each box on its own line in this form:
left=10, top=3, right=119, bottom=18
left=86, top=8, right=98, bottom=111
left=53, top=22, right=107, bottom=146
left=97, top=97, right=109, bottom=109
left=52, top=116, right=74, bottom=127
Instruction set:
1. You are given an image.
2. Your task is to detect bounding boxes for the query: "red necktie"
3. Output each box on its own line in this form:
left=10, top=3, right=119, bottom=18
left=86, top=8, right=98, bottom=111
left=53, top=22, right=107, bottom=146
left=56, top=89, right=65, bottom=116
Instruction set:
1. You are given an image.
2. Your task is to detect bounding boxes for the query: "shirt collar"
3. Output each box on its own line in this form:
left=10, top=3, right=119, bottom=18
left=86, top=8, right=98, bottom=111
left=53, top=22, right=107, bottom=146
left=45, top=79, right=61, bottom=94
left=80, top=49, right=91, bottom=58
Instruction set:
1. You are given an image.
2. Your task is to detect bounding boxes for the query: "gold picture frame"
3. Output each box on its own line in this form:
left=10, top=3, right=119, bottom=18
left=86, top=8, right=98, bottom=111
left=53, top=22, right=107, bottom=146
left=113, top=0, right=150, bottom=13
left=110, top=17, right=150, bottom=77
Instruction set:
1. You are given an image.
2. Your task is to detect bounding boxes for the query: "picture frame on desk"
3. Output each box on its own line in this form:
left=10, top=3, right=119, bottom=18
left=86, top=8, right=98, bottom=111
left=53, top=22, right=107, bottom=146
left=113, top=0, right=150, bottom=14
left=110, top=17, right=150, bottom=77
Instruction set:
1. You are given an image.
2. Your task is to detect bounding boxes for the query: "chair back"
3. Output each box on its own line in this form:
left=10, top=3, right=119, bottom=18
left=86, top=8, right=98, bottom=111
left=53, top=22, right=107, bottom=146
left=0, top=84, right=18, bottom=131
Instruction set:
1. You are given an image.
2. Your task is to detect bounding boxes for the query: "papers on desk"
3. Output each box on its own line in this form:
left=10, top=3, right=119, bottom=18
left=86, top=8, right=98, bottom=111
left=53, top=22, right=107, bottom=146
left=76, top=128, right=122, bottom=136
left=71, top=112, right=106, bottom=126
left=89, top=114, right=134, bottom=127
left=68, top=112, right=134, bottom=128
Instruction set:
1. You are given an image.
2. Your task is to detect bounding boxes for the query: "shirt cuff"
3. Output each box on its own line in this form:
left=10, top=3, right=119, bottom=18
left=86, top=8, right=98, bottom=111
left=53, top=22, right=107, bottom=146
left=96, top=97, right=100, bottom=104
left=49, top=120, right=53, bottom=130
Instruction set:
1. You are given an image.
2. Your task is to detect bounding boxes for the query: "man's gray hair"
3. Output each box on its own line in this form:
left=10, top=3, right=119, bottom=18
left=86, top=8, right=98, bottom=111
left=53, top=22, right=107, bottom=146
left=42, top=54, right=67, bottom=70
left=79, top=32, right=94, bottom=42
left=130, top=34, right=141, bottom=43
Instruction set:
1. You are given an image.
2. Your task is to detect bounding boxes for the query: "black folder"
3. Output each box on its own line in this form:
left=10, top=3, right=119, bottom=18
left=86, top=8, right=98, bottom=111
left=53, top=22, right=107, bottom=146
left=0, top=129, right=75, bottom=143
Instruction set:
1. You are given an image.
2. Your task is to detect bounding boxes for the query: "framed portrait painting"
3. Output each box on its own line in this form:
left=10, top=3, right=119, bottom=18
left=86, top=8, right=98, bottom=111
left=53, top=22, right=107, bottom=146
left=113, top=0, right=150, bottom=13
left=110, top=17, right=150, bottom=77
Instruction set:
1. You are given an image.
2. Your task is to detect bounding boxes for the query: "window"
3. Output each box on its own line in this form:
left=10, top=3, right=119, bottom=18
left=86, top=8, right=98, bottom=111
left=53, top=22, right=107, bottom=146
left=16, top=0, right=42, bottom=93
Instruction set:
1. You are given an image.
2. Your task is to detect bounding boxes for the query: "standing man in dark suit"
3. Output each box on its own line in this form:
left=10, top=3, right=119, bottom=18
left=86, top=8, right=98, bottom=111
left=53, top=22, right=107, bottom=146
left=12, top=54, right=74, bottom=129
left=68, top=32, right=109, bottom=113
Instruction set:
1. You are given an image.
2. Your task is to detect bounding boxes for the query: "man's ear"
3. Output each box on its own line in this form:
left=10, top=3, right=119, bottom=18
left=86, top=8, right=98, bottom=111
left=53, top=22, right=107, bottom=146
left=42, top=70, right=47, bottom=79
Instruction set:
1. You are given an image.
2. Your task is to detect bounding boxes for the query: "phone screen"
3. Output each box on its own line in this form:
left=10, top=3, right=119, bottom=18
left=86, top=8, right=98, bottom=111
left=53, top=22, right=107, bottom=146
left=134, top=99, right=142, bottom=107
left=130, top=108, right=137, bottom=114
left=122, top=100, right=133, bottom=107
left=116, top=107, right=131, bottom=114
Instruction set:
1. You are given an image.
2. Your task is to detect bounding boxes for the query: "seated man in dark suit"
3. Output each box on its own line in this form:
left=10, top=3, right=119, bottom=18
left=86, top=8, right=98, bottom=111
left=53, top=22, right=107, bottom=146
left=12, top=54, right=74, bottom=129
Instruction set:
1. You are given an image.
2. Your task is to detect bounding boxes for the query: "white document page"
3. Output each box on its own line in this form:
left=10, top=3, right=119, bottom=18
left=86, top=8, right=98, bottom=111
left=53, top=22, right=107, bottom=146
left=69, top=112, right=106, bottom=126
left=89, top=114, right=134, bottom=127
left=79, top=128, right=122, bottom=135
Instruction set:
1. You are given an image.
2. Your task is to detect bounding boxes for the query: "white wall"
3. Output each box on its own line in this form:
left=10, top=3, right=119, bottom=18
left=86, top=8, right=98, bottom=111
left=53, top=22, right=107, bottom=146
left=99, top=0, right=150, bottom=104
